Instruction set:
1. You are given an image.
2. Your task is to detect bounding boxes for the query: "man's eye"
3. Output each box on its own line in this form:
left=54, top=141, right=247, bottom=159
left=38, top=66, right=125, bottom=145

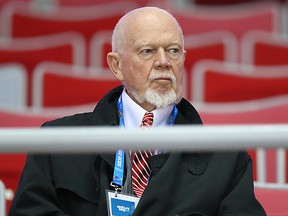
left=141, top=49, right=154, bottom=54
left=169, top=48, right=180, bottom=55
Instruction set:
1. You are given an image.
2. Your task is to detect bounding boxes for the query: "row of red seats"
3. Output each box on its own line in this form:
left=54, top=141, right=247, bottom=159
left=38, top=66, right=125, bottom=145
left=2, top=30, right=288, bottom=105
left=0, top=1, right=286, bottom=106
left=4, top=60, right=287, bottom=108
left=0, top=0, right=279, bottom=40
left=0, top=1, right=280, bottom=62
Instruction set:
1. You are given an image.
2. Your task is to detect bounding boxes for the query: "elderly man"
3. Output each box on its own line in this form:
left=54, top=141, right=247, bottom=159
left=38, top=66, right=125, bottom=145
left=9, top=7, right=266, bottom=216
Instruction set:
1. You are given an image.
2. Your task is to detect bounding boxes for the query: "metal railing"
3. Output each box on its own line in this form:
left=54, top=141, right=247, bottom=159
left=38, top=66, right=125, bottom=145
left=0, top=124, right=287, bottom=153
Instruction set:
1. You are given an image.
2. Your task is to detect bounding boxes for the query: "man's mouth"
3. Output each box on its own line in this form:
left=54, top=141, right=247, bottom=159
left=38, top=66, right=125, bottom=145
left=153, top=76, right=172, bottom=82
left=149, top=72, right=176, bottom=85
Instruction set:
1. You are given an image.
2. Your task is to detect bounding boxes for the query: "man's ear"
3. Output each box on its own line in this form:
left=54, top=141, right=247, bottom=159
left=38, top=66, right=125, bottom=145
left=183, top=49, right=187, bottom=60
left=107, top=52, right=124, bottom=81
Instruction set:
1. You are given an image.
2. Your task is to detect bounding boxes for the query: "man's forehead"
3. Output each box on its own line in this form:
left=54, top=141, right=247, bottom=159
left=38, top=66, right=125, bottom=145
left=135, top=40, right=183, bottom=47
left=132, top=30, right=183, bottom=47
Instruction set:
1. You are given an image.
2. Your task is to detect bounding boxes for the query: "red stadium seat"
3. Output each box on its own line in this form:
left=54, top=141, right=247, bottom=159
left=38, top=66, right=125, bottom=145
left=170, top=1, right=280, bottom=39
left=197, top=95, right=288, bottom=125
left=0, top=105, right=63, bottom=215
left=32, top=62, right=121, bottom=108
left=184, top=32, right=237, bottom=99
left=0, top=1, right=139, bottom=65
left=89, top=30, right=112, bottom=69
left=0, top=1, right=138, bottom=39
left=242, top=30, right=288, bottom=65
left=255, top=183, right=288, bottom=216
left=192, top=61, right=288, bottom=183
left=0, top=33, right=85, bottom=106
left=0, top=102, right=96, bottom=214
left=197, top=95, right=288, bottom=183
left=192, top=60, right=288, bottom=102
left=160, top=1, right=280, bottom=62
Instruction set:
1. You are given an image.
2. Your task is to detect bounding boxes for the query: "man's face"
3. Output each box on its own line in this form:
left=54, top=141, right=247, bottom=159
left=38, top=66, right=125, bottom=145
left=114, top=12, right=186, bottom=110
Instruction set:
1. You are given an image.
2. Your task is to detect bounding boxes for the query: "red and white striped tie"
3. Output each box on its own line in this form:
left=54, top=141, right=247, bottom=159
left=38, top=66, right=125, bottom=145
left=132, top=112, right=154, bottom=197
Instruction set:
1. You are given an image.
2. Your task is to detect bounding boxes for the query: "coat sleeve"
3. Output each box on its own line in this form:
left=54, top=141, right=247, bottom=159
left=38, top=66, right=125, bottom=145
left=217, top=152, right=266, bottom=216
left=8, top=154, right=70, bottom=216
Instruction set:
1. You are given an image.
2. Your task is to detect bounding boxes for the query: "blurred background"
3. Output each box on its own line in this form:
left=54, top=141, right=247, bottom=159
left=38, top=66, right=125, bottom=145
left=0, top=0, right=288, bottom=215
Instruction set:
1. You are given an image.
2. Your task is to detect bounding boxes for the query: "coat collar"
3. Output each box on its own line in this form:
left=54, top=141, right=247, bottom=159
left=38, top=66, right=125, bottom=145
left=88, top=86, right=123, bottom=126
left=89, top=85, right=203, bottom=127
left=92, top=86, right=203, bottom=166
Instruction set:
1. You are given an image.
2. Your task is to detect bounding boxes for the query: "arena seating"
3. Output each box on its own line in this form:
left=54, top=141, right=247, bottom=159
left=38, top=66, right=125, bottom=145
left=0, top=1, right=139, bottom=65
left=192, top=60, right=288, bottom=102
left=255, top=183, right=288, bottom=216
left=0, top=33, right=85, bottom=106
left=169, top=1, right=280, bottom=40
left=32, top=62, right=121, bottom=108
left=197, top=95, right=288, bottom=183
left=242, top=30, right=288, bottom=65
left=0, top=105, right=63, bottom=215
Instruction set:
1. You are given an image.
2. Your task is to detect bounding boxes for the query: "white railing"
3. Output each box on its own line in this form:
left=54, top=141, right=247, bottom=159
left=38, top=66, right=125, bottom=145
left=0, top=124, right=287, bottom=153
left=0, top=124, right=288, bottom=214
left=0, top=180, right=5, bottom=216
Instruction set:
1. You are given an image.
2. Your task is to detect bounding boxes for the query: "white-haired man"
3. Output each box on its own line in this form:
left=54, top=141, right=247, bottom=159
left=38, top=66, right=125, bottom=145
left=9, top=7, right=266, bottom=216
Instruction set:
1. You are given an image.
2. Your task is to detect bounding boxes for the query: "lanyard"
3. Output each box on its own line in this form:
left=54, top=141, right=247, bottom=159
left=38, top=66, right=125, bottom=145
left=110, top=95, right=178, bottom=193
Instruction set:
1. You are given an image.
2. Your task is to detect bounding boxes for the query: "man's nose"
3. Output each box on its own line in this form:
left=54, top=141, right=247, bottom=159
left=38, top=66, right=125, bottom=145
left=154, top=49, right=171, bottom=70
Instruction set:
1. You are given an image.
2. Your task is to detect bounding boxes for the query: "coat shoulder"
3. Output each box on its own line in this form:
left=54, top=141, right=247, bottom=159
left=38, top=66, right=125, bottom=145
left=176, top=98, right=203, bottom=124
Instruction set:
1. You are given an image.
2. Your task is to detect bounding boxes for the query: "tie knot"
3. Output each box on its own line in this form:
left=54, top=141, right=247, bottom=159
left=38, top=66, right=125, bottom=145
left=141, top=112, right=154, bottom=127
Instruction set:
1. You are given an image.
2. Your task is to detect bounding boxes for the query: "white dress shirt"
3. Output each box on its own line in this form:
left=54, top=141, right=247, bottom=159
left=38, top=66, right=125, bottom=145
left=121, top=89, right=174, bottom=128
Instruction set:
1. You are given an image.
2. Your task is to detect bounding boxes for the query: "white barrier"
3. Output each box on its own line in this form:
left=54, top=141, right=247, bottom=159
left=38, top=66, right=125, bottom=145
left=0, top=180, right=5, bottom=216
left=0, top=124, right=287, bottom=153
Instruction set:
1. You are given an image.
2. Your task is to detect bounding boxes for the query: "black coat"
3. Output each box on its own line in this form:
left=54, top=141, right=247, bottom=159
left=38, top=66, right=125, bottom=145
left=9, top=86, right=266, bottom=216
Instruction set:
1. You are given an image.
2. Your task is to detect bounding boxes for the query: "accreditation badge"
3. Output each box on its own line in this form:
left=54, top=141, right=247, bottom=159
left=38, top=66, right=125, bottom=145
left=106, top=190, right=140, bottom=216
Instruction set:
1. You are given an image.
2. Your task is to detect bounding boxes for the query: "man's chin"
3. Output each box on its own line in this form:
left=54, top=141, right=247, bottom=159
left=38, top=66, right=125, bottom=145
left=145, top=88, right=177, bottom=108
left=152, top=87, right=174, bottom=96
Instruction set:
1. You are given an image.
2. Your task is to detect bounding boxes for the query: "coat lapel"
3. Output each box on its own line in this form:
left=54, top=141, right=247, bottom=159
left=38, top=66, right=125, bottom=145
left=148, top=153, right=170, bottom=177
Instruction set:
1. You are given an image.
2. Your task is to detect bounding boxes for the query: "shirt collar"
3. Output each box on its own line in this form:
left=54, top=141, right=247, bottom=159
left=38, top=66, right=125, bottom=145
left=121, top=89, right=174, bottom=128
